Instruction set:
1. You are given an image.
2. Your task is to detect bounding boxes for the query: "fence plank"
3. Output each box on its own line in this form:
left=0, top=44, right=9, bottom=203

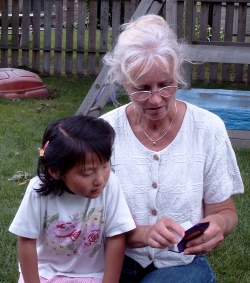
left=1, top=0, right=9, bottom=67
left=21, top=0, right=30, bottom=67
left=76, top=0, right=87, bottom=75
left=65, top=0, right=74, bottom=74
left=43, top=0, right=53, bottom=74
left=209, top=2, right=222, bottom=81
left=88, top=0, right=98, bottom=75
left=32, top=0, right=41, bottom=71
left=166, top=0, right=177, bottom=34
left=187, top=45, right=250, bottom=64
left=184, top=0, right=195, bottom=87
left=222, top=3, right=234, bottom=81
left=112, top=0, right=122, bottom=45
left=177, top=0, right=184, bottom=38
left=124, top=0, right=131, bottom=23
left=99, top=0, right=109, bottom=69
left=235, top=3, right=247, bottom=82
left=11, top=0, right=19, bottom=67
left=54, top=0, right=63, bottom=74
left=196, top=2, right=209, bottom=81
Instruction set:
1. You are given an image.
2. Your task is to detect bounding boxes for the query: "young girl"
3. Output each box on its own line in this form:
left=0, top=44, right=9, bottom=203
left=9, top=115, right=135, bottom=283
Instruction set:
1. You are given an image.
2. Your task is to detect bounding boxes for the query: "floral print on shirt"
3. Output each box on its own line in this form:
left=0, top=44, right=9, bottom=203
left=44, top=207, right=104, bottom=258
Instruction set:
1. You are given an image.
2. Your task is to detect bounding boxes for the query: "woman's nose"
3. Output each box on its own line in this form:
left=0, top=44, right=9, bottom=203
left=148, top=89, right=163, bottom=103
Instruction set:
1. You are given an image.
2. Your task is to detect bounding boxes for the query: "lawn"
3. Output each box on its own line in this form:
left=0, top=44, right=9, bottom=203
left=0, top=75, right=249, bottom=283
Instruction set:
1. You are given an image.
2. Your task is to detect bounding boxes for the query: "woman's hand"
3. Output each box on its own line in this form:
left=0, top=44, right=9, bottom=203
left=184, top=197, right=238, bottom=255
left=126, top=217, right=185, bottom=249
left=183, top=216, right=225, bottom=255
left=145, top=217, right=185, bottom=249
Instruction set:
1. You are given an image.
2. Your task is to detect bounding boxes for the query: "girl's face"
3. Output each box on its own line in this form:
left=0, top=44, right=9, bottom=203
left=61, top=152, right=111, bottom=199
left=124, top=59, right=178, bottom=121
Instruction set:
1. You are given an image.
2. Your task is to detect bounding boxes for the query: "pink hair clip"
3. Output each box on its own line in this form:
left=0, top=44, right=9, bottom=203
left=38, top=141, right=49, bottom=157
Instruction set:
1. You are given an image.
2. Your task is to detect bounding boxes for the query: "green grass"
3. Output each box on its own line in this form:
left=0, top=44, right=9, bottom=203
left=207, top=147, right=250, bottom=283
left=0, top=75, right=249, bottom=282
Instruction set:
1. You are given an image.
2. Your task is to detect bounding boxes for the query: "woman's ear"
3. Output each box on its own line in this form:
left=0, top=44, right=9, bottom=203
left=48, top=168, right=61, bottom=180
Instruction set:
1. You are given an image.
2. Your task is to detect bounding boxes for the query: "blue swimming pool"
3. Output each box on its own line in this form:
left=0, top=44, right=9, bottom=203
left=176, top=88, right=250, bottom=130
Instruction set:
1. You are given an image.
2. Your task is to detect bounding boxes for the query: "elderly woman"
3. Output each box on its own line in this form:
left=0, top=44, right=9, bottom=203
left=101, top=14, right=244, bottom=283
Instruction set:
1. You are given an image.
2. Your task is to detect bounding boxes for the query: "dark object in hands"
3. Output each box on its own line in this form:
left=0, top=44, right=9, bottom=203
left=177, top=222, right=210, bottom=252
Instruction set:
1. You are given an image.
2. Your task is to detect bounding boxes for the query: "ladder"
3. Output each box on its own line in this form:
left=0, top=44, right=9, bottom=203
left=76, top=0, right=167, bottom=117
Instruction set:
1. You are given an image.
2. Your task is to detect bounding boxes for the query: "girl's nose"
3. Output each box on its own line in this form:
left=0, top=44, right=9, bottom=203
left=93, top=173, right=104, bottom=186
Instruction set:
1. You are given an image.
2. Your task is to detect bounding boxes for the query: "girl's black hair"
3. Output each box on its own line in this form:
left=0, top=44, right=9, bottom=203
left=36, top=115, right=115, bottom=196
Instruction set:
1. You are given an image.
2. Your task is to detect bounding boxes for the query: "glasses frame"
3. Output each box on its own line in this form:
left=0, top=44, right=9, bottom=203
left=127, top=86, right=178, bottom=101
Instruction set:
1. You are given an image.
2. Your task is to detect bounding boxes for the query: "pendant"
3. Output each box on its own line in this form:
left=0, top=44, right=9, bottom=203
left=152, top=141, right=156, bottom=146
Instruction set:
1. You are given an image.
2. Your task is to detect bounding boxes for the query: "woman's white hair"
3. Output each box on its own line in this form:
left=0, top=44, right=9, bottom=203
left=103, top=14, right=188, bottom=88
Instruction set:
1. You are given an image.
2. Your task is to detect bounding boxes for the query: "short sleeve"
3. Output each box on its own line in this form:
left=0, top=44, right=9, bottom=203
left=103, top=172, right=136, bottom=237
left=9, top=177, right=43, bottom=238
left=203, top=118, right=244, bottom=204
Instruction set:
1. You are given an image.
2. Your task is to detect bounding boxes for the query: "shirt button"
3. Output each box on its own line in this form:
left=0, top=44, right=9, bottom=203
left=152, top=209, right=157, bottom=216
left=153, top=154, right=159, bottom=161
left=152, top=182, right=157, bottom=189
left=148, top=255, right=153, bottom=260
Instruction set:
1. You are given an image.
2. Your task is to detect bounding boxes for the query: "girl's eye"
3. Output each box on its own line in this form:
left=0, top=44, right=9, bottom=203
left=102, top=162, right=110, bottom=169
left=81, top=171, right=93, bottom=177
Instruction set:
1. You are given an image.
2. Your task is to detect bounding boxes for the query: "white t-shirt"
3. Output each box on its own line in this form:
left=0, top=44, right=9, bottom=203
left=9, top=172, right=136, bottom=279
left=101, top=102, right=244, bottom=268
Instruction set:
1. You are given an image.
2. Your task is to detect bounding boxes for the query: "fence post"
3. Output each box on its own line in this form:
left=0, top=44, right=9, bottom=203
left=54, top=0, right=63, bottom=75
left=165, top=0, right=178, bottom=34
left=88, top=0, right=98, bottom=75
left=183, top=0, right=194, bottom=89
left=43, top=0, right=53, bottom=74
left=76, top=0, right=87, bottom=75
left=0, top=0, right=8, bottom=67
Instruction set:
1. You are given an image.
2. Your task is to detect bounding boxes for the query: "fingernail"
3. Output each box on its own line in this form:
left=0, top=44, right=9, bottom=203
left=173, top=238, right=178, bottom=244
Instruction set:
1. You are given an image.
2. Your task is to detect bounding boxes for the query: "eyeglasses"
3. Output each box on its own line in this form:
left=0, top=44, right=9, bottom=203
left=127, top=86, right=178, bottom=101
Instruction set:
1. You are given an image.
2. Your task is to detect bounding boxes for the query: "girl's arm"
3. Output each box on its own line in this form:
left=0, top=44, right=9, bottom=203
left=18, top=236, right=40, bottom=283
left=102, top=233, right=126, bottom=283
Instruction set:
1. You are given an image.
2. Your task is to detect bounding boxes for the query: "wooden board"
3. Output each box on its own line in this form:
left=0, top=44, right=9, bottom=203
left=187, top=45, right=250, bottom=64
left=227, top=130, right=250, bottom=148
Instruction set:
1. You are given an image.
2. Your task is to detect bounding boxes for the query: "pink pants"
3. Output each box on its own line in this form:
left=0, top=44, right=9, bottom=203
left=18, top=273, right=102, bottom=283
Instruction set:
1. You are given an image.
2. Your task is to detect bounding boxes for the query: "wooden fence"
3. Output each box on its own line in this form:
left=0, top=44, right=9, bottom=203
left=0, top=0, right=250, bottom=83
left=183, top=0, right=250, bottom=84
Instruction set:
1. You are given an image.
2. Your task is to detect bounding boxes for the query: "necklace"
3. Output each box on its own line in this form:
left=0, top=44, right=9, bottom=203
left=134, top=102, right=177, bottom=146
